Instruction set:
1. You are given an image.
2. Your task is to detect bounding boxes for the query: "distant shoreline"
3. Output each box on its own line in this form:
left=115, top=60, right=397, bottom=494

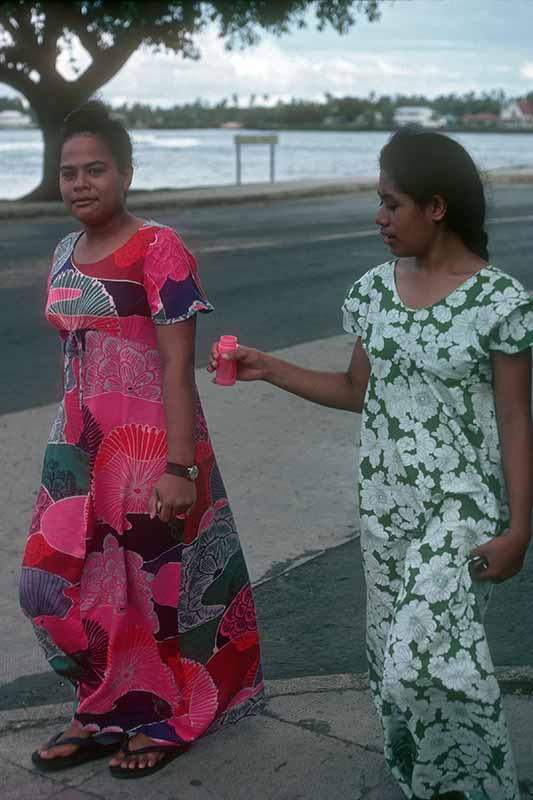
left=2, top=124, right=533, bottom=135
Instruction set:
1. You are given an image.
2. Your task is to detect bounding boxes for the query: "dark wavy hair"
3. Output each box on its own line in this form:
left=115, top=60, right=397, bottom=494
left=60, top=101, right=133, bottom=173
left=379, top=130, right=489, bottom=260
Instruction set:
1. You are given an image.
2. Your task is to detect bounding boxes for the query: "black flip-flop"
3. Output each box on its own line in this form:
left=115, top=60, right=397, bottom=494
left=32, top=730, right=124, bottom=772
left=109, top=738, right=190, bottom=779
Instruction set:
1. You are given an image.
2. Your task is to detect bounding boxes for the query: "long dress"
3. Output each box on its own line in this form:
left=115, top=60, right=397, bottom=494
left=342, top=261, right=533, bottom=800
left=20, top=222, right=264, bottom=743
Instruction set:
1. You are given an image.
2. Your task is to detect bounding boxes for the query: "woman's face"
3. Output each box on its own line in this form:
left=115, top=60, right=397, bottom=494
left=375, top=171, right=441, bottom=258
left=59, top=134, right=132, bottom=225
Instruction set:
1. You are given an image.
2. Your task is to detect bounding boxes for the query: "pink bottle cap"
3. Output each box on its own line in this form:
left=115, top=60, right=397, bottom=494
left=218, top=335, right=238, bottom=352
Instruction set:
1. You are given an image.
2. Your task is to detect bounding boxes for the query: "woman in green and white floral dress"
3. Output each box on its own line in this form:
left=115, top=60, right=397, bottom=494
left=208, top=131, right=533, bottom=800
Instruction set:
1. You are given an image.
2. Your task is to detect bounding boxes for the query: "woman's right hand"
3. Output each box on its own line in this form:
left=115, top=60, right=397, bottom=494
left=207, top=342, right=267, bottom=382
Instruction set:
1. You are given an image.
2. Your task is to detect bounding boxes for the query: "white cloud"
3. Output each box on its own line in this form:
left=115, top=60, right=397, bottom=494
left=521, top=63, right=533, bottom=80
left=100, top=30, right=520, bottom=107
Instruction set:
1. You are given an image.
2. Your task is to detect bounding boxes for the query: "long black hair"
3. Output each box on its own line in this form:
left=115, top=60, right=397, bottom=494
left=60, top=101, right=133, bottom=173
left=379, top=130, right=489, bottom=260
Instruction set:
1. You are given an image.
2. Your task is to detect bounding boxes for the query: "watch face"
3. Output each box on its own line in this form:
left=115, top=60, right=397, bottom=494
left=187, top=465, right=200, bottom=480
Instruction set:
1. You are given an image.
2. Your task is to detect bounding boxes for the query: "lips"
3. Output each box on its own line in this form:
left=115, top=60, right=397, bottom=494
left=72, top=198, right=97, bottom=206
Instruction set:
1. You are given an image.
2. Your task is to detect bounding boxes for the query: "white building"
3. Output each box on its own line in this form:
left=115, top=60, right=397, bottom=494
left=0, top=110, right=33, bottom=128
left=500, top=100, right=533, bottom=127
left=393, top=106, right=444, bottom=128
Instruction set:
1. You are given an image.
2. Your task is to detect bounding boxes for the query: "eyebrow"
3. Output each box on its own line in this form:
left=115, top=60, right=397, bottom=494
left=377, top=191, right=398, bottom=201
left=60, top=160, right=107, bottom=170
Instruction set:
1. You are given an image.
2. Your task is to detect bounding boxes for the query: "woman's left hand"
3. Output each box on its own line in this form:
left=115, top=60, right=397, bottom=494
left=149, top=474, right=197, bottom=523
left=470, top=528, right=531, bottom=583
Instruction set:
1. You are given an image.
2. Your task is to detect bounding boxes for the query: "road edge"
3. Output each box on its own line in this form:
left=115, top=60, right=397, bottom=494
left=1, top=171, right=532, bottom=220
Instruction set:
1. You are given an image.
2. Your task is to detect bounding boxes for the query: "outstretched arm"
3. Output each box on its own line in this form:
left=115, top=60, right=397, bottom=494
left=208, top=337, right=371, bottom=413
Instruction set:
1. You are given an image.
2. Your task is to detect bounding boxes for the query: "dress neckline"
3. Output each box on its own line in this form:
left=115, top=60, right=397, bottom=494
left=390, top=259, right=493, bottom=312
left=71, top=219, right=154, bottom=269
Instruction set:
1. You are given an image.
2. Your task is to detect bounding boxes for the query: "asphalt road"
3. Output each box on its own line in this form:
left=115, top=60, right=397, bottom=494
left=1, top=185, right=532, bottom=416
left=1, top=186, right=533, bottom=707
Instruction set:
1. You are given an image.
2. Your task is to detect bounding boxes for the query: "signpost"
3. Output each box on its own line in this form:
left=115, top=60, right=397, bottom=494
left=234, top=135, right=279, bottom=185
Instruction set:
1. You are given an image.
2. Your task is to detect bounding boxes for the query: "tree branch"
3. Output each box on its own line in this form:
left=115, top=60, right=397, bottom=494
left=58, top=4, right=102, bottom=60
left=0, top=63, right=39, bottom=104
left=74, top=32, right=143, bottom=98
left=39, top=1, right=65, bottom=65
left=3, top=3, right=39, bottom=51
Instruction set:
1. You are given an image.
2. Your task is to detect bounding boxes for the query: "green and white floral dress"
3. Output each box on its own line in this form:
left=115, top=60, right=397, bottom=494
left=342, top=261, right=533, bottom=800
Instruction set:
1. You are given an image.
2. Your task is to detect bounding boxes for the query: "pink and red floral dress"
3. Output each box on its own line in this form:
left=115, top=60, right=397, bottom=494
left=20, top=222, right=264, bottom=743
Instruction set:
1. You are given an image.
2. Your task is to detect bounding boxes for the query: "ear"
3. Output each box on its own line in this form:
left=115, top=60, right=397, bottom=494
left=121, top=166, right=133, bottom=194
left=429, top=194, right=447, bottom=223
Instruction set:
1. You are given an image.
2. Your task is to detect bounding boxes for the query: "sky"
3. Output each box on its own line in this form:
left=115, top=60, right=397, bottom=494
left=4, top=0, right=533, bottom=106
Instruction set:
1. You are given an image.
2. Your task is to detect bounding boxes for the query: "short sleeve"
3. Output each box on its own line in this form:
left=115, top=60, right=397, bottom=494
left=142, top=227, right=214, bottom=324
left=489, top=297, right=533, bottom=353
left=341, top=270, right=373, bottom=337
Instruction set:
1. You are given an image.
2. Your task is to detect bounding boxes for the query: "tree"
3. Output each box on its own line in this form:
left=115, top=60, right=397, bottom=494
left=0, top=1, right=385, bottom=200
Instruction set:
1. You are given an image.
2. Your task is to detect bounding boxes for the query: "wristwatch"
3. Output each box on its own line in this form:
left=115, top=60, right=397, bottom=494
left=166, top=462, right=199, bottom=481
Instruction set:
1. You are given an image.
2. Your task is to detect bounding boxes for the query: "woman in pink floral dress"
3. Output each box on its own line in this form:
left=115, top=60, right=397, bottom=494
left=21, top=103, right=263, bottom=779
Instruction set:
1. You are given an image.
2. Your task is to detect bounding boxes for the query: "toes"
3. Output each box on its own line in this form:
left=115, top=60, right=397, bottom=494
left=39, top=745, right=74, bottom=760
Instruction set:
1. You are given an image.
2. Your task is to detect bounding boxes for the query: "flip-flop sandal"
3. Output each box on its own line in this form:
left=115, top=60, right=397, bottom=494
left=32, top=730, right=125, bottom=772
left=109, top=738, right=190, bottom=779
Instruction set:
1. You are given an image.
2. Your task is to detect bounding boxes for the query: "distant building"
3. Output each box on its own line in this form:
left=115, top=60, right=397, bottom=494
left=500, top=100, right=533, bottom=127
left=221, top=121, right=242, bottom=129
left=0, top=109, right=33, bottom=128
left=393, top=106, right=444, bottom=128
left=462, top=112, right=500, bottom=127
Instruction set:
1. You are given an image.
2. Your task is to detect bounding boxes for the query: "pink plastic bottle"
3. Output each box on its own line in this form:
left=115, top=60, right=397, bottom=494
left=216, top=335, right=238, bottom=386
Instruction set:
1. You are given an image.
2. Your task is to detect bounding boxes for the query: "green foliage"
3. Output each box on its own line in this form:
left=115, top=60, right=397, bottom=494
left=88, top=90, right=514, bottom=131
left=0, top=93, right=24, bottom=111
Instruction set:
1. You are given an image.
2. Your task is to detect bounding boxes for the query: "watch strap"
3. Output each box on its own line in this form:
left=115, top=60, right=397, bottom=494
left=165, top=462, right=197, bottom=480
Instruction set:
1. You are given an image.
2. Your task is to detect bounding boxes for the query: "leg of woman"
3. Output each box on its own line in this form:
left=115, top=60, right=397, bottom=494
left=20, top=436, right=101, bottom=764
left=380, top=498, right=519, bottom=800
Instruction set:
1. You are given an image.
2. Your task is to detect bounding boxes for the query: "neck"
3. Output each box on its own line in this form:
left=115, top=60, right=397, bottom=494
left=83, top=207, right=133, bottom=243
left=414, top=229, right=483, bottom=273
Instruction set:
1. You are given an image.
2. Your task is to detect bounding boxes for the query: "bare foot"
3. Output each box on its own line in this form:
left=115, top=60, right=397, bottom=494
left=108, top=732, right=171, bottom=771
left=38, top=720, right=92, bottom=761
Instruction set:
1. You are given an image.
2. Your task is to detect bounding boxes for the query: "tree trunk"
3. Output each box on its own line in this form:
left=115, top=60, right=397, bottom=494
left=22, top=97, right=84, bottom=202
left=22, top=123, right=62, bottom=202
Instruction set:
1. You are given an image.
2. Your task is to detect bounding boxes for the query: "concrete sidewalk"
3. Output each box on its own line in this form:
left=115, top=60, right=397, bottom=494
left=0, top=673, right=532, bottom=799
left=1, top=169, right=533, bottom=220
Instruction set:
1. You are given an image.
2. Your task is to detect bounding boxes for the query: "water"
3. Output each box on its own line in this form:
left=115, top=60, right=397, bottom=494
left=1, top=127, right=532, bottom=200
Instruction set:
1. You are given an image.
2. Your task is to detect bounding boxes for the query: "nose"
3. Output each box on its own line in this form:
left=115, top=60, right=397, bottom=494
left=72, top=170, right=89, bottom=192
left=375, top=205, right=387, bottom=227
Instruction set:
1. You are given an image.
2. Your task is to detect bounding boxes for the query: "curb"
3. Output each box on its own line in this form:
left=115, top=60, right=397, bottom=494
left=0, top=674, right=357, bottom=735
left=0, top=179, right=376, bottom=221
left=1, top=668, right=532, bottom=734
left=1, top=171, right=532, bottom=221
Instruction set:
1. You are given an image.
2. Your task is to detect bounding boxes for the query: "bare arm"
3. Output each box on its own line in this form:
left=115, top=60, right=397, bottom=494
left=262, top=337, right=371, bottom=412
left=208, top=337, right=371, bottom=413
left=472, top=349, right=533, bottom=581
left=149, top=317, right=197, bottom=522
left=494, top=349, right=533, bottom=535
